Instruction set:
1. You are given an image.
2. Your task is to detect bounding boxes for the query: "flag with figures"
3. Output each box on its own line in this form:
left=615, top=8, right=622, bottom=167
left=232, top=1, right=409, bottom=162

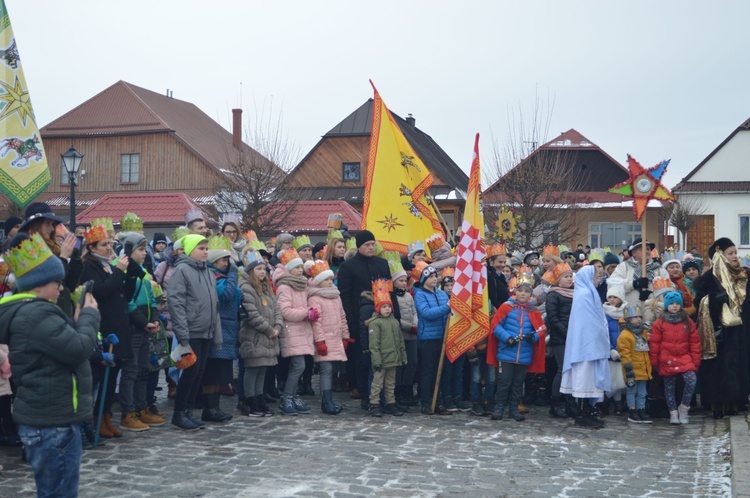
left=361, top=81, right=442, bottom=255
left=0, top=1, right=50, bottom=208
left=445, top=134, right=490, bottom=362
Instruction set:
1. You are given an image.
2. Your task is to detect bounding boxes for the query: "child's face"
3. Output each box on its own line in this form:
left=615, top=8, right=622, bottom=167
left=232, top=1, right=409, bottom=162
left=684, top=267, right=699, bottom=279
left=542, top=257, right=556, bottom=272
left=628, top=316, right=643, bottom=326
left=501, top=267, right=513, bottom=280
left=289, top=265, right=304, bottom=277
left=515, top=288, right=531, bottom=304
left=442, top=281, right=453, bottom=295
left=558, top=273, right=574, bottom=289
left=528, top=257, right=539, bottom=267
left=667, top=302, right=681, bottom=313
left=379, top=304, right=392, bottom=317
left=213, top=257, right=230, bottom=271
left=393, top=276, right=408, bottom=290
left=423, top=273, right=438, bottom=289
left=607, top=296, right=623, bottom=307
left=252, top=264, right=267, bottom=280
left=412, top=251, right=426, bottom=263
left=131, top=244, right=147, bottom=265
left=319, top=277, right=334, bottom=288
left=190, top=242, right=209, bottom=262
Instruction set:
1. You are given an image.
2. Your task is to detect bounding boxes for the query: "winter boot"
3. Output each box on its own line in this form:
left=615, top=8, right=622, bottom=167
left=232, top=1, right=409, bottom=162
left=120, top=412, right=149, bottom=432
left=370, top=403, right=384, bottom=417
left=201, top=394, right=227, bottom=422
left=482, top=400, right=494, bottom=417
left=589, top=404, right=605, bottom=428
left=95, top=415, right=114, bottom=438
left=211, top=393, right=233, bottom=421
left=139, top=408, right=166, bottom=426
left=278, top=396, right=298, bottom=416
left=669, top=410, right=680, bottom=424
left=237, top=395, right=246, bottom=411
left=292, top=395, right=311, bottom=414
left=103, top=413, right=122, bottom=438
left=574, top=400, right=599, bottom=428
left=637, top=409, right=652, bottom=424
left=613, top=399, right=625, bottom=416
left=471, top=402, right=485, bottom=416
left=678, top=404, right=690, bottom=424
left=508, top=406, right=526, bottom=421
left=243, top=396, right=264, bottom=417
left=628, top=409, right=642, bottom=423
left=171, top=410, right=201, bottom=431
left=491, top=405, right=505, bottom=421
left=517, top=402, right=530, bottom=414
left=256, top=395, right=274, bottom=416
left=385, top=403, right=404, bottom=416
left=565, top=395, right=579, bottom=418
left=185, top=410, right=206, bottom=429
left=549, top=397, right=568, bottom=418
left=321, top=390, right=342, bottom=415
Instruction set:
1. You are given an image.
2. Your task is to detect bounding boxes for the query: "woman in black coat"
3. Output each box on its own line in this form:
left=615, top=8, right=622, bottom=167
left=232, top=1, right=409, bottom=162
left=545, top=265, right=575, bottom=417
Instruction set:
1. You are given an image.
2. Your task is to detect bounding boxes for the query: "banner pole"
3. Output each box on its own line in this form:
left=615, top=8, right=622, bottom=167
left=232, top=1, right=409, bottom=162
left=430, top=317, right=451, bottom=413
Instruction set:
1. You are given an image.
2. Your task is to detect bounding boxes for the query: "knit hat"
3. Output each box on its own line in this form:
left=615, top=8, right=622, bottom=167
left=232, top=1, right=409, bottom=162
left=509, top=257, right=522, bottom=267
left=663, top=291, right=683, bottom=309
left=120, top=232, right=148, bottom=254
left=372, top=279, right=393, bottom=313
left=307, top=260, right=334, bottom=285
left=153, top=232, right=167, bottom=246
left=182, top=234, right=208, bottom=258
left=4, top=233, right=65, bottom=292
left=419, top=265, right=438, bottom=286
left=274, top=233, right=294, bottom=255
left=408, top=241, right=426, bottom=260
left=3, top=216, right=22, bottom=232
left=207, top=236, right=232, bottom=263
left=243, top=251, right=264, bottom=270
left=312, top=242, right=327, bottom=260
left=682, top=260, right=700, bottom=274
left=603, top=252, right=620, bottom=267
left=278, top=248, right=303, bottom=271
left=19, top=202, right=64, bottom=232
left=708, top=237, right=734, bottom=259
left=355, top=230, right=375, bottom=248
left=623, top=305, right=643, bottom=320
left=606, top=285, right=626, bottom=303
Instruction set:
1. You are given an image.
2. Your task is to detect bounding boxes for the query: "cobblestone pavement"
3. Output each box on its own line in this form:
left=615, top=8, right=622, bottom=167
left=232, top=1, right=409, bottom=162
left=0, top=391, right=732, bottom=497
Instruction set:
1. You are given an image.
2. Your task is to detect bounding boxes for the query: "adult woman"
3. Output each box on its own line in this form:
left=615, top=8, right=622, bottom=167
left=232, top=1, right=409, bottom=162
left=545, top=262, right=575, bottom=418
left=694, top=238, right=750, bottom=418
left=324, top=237, right=347, bottom=284
left=221, top=221, right=245, bottom=266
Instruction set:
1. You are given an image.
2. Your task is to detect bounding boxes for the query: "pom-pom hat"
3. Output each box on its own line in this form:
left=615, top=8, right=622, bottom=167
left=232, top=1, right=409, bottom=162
left=663, top=290, right=683, bottom=309
left=607, top=285, right=626, bottom=303
left=4, top=233, right=65, bottom=292
left=84, top=225, right=108, bottom=246
left=372, top=279, right=393, bottom=313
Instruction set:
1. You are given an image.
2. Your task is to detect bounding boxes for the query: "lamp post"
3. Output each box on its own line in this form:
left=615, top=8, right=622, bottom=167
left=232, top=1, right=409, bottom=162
left=61, top=146, right=84, bottom=232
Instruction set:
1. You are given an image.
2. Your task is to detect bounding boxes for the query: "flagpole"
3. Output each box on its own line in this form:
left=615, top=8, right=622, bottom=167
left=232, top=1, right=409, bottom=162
left=430, top=318, right=451, bottom=413
left=426, top=190, right=455, bottom=240
left=640, top=207, right=648, bottom=305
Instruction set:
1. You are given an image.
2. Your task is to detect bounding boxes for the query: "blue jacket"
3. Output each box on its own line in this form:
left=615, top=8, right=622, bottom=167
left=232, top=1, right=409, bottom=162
left=209, top=263, right=241, bottom=360
left=606, top=315, right=621, bottom=350
left=493, top=300, right=538, bottom=365
left=414, top=286, right=450, bottom=341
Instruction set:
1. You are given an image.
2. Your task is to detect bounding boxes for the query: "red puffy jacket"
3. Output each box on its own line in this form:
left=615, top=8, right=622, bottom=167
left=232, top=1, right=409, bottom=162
left=649, top=317, right=701, bottom=375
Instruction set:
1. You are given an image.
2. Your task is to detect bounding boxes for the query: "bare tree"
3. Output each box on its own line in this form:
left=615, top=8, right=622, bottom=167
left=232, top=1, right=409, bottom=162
left=209, top=103, right=301, bottom=236
left=670, top=195, right=707, bottom=250
left=487, top=97, right=586, bottom=251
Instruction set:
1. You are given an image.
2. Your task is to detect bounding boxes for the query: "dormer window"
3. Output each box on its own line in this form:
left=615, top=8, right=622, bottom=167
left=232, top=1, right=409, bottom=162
left=342, top=162, right=360, bottom=182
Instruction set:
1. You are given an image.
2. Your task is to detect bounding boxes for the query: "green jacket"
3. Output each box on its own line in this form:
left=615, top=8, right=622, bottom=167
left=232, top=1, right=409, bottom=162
left=367, top=314, right=407, bottom=369
left=0, top=293, right=100, bottom=427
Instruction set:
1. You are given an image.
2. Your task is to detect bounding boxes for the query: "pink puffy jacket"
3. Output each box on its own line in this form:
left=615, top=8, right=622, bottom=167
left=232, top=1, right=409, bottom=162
left=274, top=272, right=314, bottom=358
left=308, top=286, right=350, bottom=363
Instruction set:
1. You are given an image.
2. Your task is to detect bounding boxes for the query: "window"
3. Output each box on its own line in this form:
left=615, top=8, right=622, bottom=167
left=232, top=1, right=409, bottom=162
left=740, top=215, right=750, bottom=246
left=342, top=162, right=360, bottom=182
left=121, top=153, right=139, bottom=183
left=589, top=222, right=641, bottom=251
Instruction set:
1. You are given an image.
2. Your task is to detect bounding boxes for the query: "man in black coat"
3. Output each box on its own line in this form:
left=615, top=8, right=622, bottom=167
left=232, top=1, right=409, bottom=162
left=337, top=230, right=400, bottom=404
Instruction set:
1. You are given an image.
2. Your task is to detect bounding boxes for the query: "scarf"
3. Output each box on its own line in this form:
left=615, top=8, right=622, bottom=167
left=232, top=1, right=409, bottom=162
left=670, top=275, right=694, bottom=310
left=624, top=322, right=647, bottom=335
left=663, top=311, right=684, bottom=324
left=308, top=285, right=341, bottom=300
left=92, top=252, right=113, bottom=273
left=712, top=250, right=747, bottom=325
left=274, top=274, right=309, bottom=292
left=395, top=288, right=406, bottom=297
left=549, top=285, right=574, bottom=299
left=625, top=257, right=662, bottom=281
left=602, top=302, right=625, bottom=320
left=232, top=238, right=247, bottom=253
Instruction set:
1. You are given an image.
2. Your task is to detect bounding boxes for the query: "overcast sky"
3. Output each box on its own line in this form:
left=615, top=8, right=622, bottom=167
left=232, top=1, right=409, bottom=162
left=9, top=1, right=750, bottom=188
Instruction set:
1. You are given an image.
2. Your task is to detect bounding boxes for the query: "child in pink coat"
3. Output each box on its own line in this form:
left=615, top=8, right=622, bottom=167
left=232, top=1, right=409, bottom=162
left=273, top=248, right=318, bottom=415
left=306, top=260, right=351, bottom=415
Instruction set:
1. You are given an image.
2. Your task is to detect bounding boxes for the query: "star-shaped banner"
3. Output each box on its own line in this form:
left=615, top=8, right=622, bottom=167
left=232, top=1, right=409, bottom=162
left=609, top=154, right=676, bottom=221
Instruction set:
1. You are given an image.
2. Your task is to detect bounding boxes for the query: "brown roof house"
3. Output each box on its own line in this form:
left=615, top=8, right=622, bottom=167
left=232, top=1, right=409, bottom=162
left=2, top=80, right=272, bottom=234
left=282, top=99, right=469, bottom=234
left=674, top=117, right=750, bottom=256
left=483, top=129, right=664, bottom=252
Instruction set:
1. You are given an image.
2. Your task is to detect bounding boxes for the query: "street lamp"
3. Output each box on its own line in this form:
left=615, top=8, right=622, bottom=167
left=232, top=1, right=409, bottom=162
left=61, top=145, right=84, bottom=232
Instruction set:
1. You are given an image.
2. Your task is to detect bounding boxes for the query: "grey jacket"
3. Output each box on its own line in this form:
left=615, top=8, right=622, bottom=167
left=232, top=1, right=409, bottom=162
left=168, top=256, right=222, bottom=347
left=238, top=272, right=282, bottom=368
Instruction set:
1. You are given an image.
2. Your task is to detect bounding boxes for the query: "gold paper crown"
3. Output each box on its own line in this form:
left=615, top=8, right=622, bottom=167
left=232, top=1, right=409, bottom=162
left=327, top=230, right=344, bottom=242
left=441, top=267, right=455, bottom=279
left=542, top=244, right=559, bottom=258
left=208, top=235, right=232, bottom=251
left=5, top=233, right=55, bottom=278
left=173, top=226, right=190, bottom=242
left=426, top=233, right=446, bottom=253
left=372, top=278, right=393, bottom=308
left=247, top=239, right=266, bottom=252
left=652, top=276, right=673, bottom=296
left=410, top=261, right=429, bottom=282
left=589, top=249, right=604, bottom=262
left=292, top=235, right=312, bottom=250
left=623, top=305, right=643, bottom=319
left=243, top=230, right=258, bottom=241
left=552, top=262, right=573, bottom=284
left=541, top=270, right=555, bottom=284
left=279, top=248, right=301, bottom=266
left=92, top=217, right=114, bottom=233
left=120, top=212, right=143, bottom=232
left=327, top=213, right=343, bottom=229
left=486, top=243, right=506, bottom=258
left=346, top=238, right=357, bottom=251
left=516, top=265, right=535, bottom=287
left=84, top=225, right=108, bottom=245
left=309, top=260, right=331, bottom=281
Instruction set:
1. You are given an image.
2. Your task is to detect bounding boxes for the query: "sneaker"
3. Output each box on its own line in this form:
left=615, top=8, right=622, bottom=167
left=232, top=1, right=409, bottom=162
left=678, top=404, right=690, bottom=424
left=637, top=409, right=652, bottom=424
left=278, top=396, right=298, bottom=416
left=435, top=405, right=453, bottom=416
left=443, top=398, right=458, bottom=412
left=292, top=395, right=311, bottom=414
left=370, top=404, right=383, bottom=417
left=171, top=411, right=201, bottom=431
left=421, top=405, right=434, bottom=415
left=627, top=409, right=642, bottom=424
left=491, top=405, right=505, bottom=421
left=185, top=410, right=206, bottom=429
left=120, top=412, right=150, bottom=432
left=139, top=408, right=166, bottom=427
left=470, top=402, right=485, bottom=416
left=669, top=410, right=680, bottom=425
left=454, top=399, right=472, bottom=412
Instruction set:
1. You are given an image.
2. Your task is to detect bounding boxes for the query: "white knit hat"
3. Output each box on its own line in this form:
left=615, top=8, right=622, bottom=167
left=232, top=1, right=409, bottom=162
left=606, top=285, right=626, bottom=303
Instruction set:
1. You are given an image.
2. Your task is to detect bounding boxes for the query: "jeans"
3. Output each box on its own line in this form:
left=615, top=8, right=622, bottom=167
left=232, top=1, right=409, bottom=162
left=283, top=356, right=305, bottom=397
left=470, top=356, right=497, bottom=403
left=418, top=340, right=443, bottom=407
left=441, top=353, right=466, bottom=400
left=18, top=424, right=82, bottom=498
left=119, top=331, right=150, bottom=415
left=174, top=338, right=211, bottom=412
left=318, top=361, right=333, bottom=392
left=496, top=363, right=527, bottom=407
left=626, top=380, right=648, bottom=410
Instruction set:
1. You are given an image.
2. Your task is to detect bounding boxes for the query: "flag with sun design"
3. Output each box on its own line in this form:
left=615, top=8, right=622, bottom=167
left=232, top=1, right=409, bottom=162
left=361, top=82, right=442, bottom=255
left=0, top=1, right=51, bottom=208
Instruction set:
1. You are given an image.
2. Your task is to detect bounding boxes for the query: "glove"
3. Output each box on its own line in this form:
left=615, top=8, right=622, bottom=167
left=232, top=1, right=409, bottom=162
left=315, top=341, right=328, bottom=356
left=507, top=337, right=518, bottom=346
left=101, top=352, right=115, bottom=366
left=373, top=365, right=382, bottom=372
left=307, top=307, right=321, bottom=322
left=624, top=363, right=635, bottom=388
left=716, top=292, right=729, bottom=305
left=638, top=290, right=652, bottom=302
left=524, top=333, right=536, bottom=344
left=610, top=349, right=621, bottom=361
left=342, top=339, right=350, bottom=351
left=633, top=277, right=649, bottom=291
left=104, top=333, right=119, bottom=346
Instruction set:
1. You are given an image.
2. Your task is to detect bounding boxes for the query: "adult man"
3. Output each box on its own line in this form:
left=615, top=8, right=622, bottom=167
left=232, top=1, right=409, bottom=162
left=185, top=208, right=208, bottom=237
left=337, top=230, right=399, bottom=406
left=609, top=238, right=668, bottom=305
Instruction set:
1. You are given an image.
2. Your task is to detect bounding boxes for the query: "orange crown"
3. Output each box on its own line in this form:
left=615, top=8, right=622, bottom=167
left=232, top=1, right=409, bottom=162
left=410, top=261, right=429, bottom=282
left=552, top=262, right=573, bottom=284
left=372, top=279, right=393, bottom=311
left=541, top=270, right=555, bottom=284
left=278, top=248, right=302, bottom=267
left=441, top=267, right=455, bottom=279
left=426, top=232, right=446, bottom=253
left=652, top=276, right=673, bottom=297
left=243, top=230, right=258, bottom=241
left=84, top=225, right=108, bottom=245
left=543, top=244, right=559, bottom=258
left=486, top=243, right=506, bottom=258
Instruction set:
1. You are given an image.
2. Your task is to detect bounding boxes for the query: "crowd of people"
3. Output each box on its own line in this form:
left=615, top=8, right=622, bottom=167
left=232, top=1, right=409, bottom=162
left=1, top=203, right=749, bottom=496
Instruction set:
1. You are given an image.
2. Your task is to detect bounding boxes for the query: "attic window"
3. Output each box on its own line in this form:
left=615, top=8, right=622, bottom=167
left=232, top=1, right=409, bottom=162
left=342, top=162, right=360, bottom=182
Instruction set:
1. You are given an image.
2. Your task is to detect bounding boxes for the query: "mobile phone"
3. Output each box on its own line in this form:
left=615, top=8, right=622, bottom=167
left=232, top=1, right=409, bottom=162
left=78, top=281, right=93, bottom=307
left=124, top=241, right=134, bottom=257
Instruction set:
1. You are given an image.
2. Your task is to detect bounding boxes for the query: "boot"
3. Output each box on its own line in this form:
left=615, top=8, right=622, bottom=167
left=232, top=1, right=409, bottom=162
left=637, top=409, right=652, bottom=424
left=549, top=397, right=567, bottom=418
left=292, top=395, right=312, bottom=413
left=370, top=403, right=384, bottom=417
left=321, top=390, right=343, bottom=415
left=613, top=399, right=625, bottom=416
left=491, top=404, right=505, bottom=420
left=678, top=404, right=690, bottom=424
left=589, top=404, right=605, bottom=428
left=385, top=403, right=404, bottom=416
left=256, top=395, right=274, bottom=417
left=95, top=415, right=114, bottom=438
left=237, top=395, right=246, bottom=411
left=482, top=400, right=494, bottom=417
left=517, top=402, right=530, bottom=414
left=103, top=413, right=122, bottom=438
left=167, top=380, right=177, bottom=399
left=508, top=406, right=526, bottom=421
left=360, top=398, right=370, bottom=410
left=470, top=402, right=485, bottom=416
left=628, top=409, right=642, bottom=423
left=243, top=397, right=264, bottom=417
left=213, top=393, right=233, bottom=421
left=201, top=394, right=227, bottom=422
left=171, top=410, right=201, bottom=431
left=185, top=410, right=206, bottom=429
left=574, top=400, right=600, bottom=428
left=120, top=412, right=149, bottom=432
left=138, top=408, right=166, bottom=426
left=669, top=410, right=680, bottom=424
left=279, top=395, right=298, bottom=416
left=565, top=395, right=579, bottom=418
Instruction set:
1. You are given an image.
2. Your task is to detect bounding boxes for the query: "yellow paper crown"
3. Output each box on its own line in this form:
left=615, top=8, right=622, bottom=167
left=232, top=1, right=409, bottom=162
left=247, top=239, right=266, bottom=252
left=589, top=249, right=604, bottom=262
left=84, top=225, right=108, bottom=245
left=372, top=278, right=393, bottom=308
left=383, top=251, right=406, bottom=279
left=92, top=217, right=114, bottom=233
left=652, top=276, right=673, bottom=296
left=292, top=235, right=312, bottom=250
left=327, top=230, right=344, bottom=242
left=120, top=212, right=143, bottom=232
left=327, top=213, right=343, bottom=229
left=373, top=241, right=384, bottom=256
left=243, top=230, right=258, bottom=241
left=517, top=265, right=535, bottom=287
left=426, top=233, right=446, bottom=253
left=173, top=226, right=190, bottom=242
left=486, top=243, right=506, bottom=258
left=542, top=244, right=559, bottom=258
left=346, top=238, right=357, bottom=252
left=5, top=233, right=55, bottom=278
left=208, top=235, right=232, bottom=251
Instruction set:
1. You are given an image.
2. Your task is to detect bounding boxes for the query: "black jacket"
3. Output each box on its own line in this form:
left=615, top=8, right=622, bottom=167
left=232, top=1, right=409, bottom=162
left=545, top=290, right=573, bottom=347
left=487, top=267, right=509, bottom=310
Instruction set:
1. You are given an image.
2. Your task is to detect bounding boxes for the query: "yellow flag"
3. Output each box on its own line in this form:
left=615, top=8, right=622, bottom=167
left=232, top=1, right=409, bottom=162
left=446, top=134, right=489, bottom=362
left=0, top=1, right=51, bottom=208
left=362, top=83, right=442, bottom=255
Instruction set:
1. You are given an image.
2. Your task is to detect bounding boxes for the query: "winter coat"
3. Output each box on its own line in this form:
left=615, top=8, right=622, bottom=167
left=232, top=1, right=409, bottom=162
left=58, top=250, right=84, bottom=318
left=603, top=303, right=626, bottom=351
left=308, top=285, right=350, bottom=362
left=238, top=273, right=281, bottom=368
left=487, top=267, right=509, bottom=311
left=209, top=263, right=241, bottom=360
left=649, top=316, right=701, bottom=375
left=168, top=255, right=222, bottom=347
left=154, top=256, right=178, bottom=338
left=80, top=256, right=137, bottom=361
left=0, top=344, right=11, bottom=396
left=617, top=326, right=652, bottom=381
left=367, top=314, right=407, bottom=369
left=273, top=271, right=314, bottom=357
left=487, top=300, right=546, bottom=372
left=545, top=289, right=573, bottom=347
left=0, top=294, right=100, bottom=427
left=358, top=292, right=375, bottom=357
left=414, top=286, right=451, bottom=341
left=609, top=261, right=668, bottom=307
left=493, top=299, right=540, bottom=365
left=124, top=260, right=158, bottom=334
left=644, top=298, right=664, bottom=325
left=396, top=289, right=418, bottom=341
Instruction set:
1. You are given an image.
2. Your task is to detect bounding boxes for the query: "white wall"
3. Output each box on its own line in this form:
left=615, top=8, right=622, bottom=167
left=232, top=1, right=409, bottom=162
left=679, top=192, right=750, bottom=254
left=691, top=130, right=750, bottom=182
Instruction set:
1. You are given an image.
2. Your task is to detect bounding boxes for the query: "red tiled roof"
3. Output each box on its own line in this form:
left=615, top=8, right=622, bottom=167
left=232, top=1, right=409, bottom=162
left=76, top=192, right=203, bottom=225
left=674, top=181, right=750, bottom=193
left=263, top=200, right=362, bottom=233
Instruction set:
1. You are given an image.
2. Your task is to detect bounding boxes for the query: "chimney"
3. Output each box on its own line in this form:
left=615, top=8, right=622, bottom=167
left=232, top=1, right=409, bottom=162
left=232, top=108, right=242, bottom=148
left=406, top=113, right=416, bottom=127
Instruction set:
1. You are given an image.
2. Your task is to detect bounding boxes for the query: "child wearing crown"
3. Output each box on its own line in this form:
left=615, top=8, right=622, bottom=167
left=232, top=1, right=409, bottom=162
left=306, top=259, right=351, bottom=415
left=367, top=279, right=408, bottom=417
left=616, top=305, right=653, bottom=424
left=0, top=233, right=100, bottom=496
